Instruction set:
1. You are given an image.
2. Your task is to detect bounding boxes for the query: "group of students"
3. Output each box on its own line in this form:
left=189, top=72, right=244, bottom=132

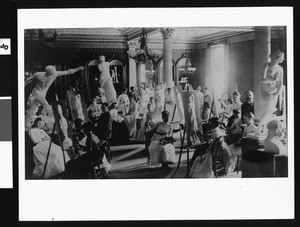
left=189, top=111, right=257, bottom=178
left=28, top=115, right=112, bottom=179
left=186, top=88, right=257, bottom=177
left=27, top=81, right=286, bottom=179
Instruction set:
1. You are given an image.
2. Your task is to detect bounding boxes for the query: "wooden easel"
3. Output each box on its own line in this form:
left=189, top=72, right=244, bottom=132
left=171, top=90, right=202, bottom=178
left=167, top=103, right=190, bottom=177
left=42, top=122, right=67, bottom=179
left=173, top=126, right=190, bottom=176
left=42, top=97, right=75, bottom=179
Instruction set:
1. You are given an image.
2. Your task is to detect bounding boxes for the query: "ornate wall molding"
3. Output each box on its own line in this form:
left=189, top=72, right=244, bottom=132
left=227, top=32, right=255, bottom=44
left=25, top=28, right=285, bottom=51
left=55, top=41, right=128, bottom=49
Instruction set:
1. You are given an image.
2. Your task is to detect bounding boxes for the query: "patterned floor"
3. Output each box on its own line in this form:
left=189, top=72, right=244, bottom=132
left=108, top=136, right=242, bottom=179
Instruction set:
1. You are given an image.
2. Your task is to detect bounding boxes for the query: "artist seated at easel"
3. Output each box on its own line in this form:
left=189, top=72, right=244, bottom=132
left=65, top=121, right=111, bottom=179
left=87, top=98, right=102, bottom=122
left=189, top=117, right=226, bottom=168
left=28, top=117, right=70, bottom=179
left=82, top=122, right=111, bottom=177
left=71, top=118, right=86, bottom=157
left=147, top=111, right=176, bottom=169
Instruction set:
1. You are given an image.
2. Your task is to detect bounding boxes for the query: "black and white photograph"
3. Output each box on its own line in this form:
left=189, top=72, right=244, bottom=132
left=18, top=8, right=294, bottom=221
left=51, top=100, right=73, bottom=150
left=23, top=26, right=288, bottom=180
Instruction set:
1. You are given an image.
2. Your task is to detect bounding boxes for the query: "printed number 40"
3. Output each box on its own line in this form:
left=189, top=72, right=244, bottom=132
left=0, top=44, right=8, bottom=50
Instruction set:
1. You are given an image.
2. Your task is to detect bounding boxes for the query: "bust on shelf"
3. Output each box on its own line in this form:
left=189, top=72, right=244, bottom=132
left=264, top=120, right=287, bottom=156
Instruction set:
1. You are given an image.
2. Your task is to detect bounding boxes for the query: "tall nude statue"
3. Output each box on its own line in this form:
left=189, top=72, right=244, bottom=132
left=98, top=55, right=117, bottom=104
left=258, top=50, right=284, bottom=134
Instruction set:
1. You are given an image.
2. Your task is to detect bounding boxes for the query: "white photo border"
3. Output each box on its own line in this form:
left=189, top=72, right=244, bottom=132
left=18, top=7, right=294, bottom=220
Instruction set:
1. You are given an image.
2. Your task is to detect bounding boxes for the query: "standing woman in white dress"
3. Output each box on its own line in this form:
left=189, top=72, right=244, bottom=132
left=28, top=117, right=70, bottom=178
left=148, top=111, right=176, bottom=169
left=117, top=87, right=130, bottom=116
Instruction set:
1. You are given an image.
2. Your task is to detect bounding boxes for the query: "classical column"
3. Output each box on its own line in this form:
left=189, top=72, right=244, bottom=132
left=127, top=40, right=140, bottom=87
left=161, top=28, right=175, bottom=88
left=254, top=26, right=271, bottom=120
left=136, top=62, right=141, bottom=87
left=205, top=47, right=212, bottom=88
left=129, top=58, right=137, bottom=87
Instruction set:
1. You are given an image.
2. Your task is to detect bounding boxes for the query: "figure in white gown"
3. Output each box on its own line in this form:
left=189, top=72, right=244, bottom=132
left=28, top=117, right=70, bottom=179
left=117, top=88, right=130, bottom=116
left=137, top=87, right=149, bottom=115
left=98, top=55, right=117, bottom=105
left=148, top=111, right=176, bottom=168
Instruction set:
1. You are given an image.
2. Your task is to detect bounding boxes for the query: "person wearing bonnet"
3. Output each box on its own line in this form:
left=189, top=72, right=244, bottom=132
left=190, top=117, right=237, bottom=178
left=264, top=120, right=286, bottom=156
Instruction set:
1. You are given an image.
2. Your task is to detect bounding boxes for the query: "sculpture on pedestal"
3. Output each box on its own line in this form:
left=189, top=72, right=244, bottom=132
left=258, top=50, right=285, bottom=134
left=98, top=55, right=117, bottom=105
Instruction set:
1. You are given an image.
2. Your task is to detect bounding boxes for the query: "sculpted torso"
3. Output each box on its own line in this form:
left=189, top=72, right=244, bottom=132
left=33, top=72, right=58, bottom=95
left=98, top=62, right=111, bottom=80
left=262, top=63, right=283, bottom=85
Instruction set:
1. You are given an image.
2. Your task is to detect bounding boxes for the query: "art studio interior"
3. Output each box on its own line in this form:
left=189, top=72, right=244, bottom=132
left=23, top=26, right=288, bottom=179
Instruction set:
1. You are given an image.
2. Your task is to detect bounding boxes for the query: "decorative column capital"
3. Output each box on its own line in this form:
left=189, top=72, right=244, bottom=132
left=161, top=28, right=175, bottom=39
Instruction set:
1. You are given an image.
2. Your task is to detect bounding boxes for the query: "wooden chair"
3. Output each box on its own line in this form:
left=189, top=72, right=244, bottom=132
left=236, top=153, right=242, bottom=174
left=94, top=113, right=112, bottom=162
left=144, top=121, right=155, bottom=165
left=210, top=136, right=227, bottom=178
left=25, top=132, right=35, bottom=179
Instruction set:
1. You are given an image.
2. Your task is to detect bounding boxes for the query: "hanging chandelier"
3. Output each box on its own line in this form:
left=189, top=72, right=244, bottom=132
left=127, top=28, right=162, bottom=63
left=38, top=29, right=59, bottom=47
left=178, top=28, right=196, bottom=75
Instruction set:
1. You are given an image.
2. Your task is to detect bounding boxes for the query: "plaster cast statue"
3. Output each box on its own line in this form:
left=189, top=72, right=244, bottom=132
left=25, top=65, right=84, bottom=129
left=98, top=55, right=117, bottom=104
left=258, top=50, right=284, bottom=134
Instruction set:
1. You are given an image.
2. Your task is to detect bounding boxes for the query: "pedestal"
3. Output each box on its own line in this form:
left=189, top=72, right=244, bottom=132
left=241, top=137, right=288, bottom=178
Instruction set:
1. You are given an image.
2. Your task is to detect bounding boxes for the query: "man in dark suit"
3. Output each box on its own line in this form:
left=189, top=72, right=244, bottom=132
left=241, top=90, right=254, bottom=122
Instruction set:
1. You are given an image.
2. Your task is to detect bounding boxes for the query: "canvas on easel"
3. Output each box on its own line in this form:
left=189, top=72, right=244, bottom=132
left=66, top=89, right=89, bottom=123
left=173, top=86, right=185, bottom=125
left=180, top=89, right=200, bottom=147
left=51, top=100, right=73, bottom=151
